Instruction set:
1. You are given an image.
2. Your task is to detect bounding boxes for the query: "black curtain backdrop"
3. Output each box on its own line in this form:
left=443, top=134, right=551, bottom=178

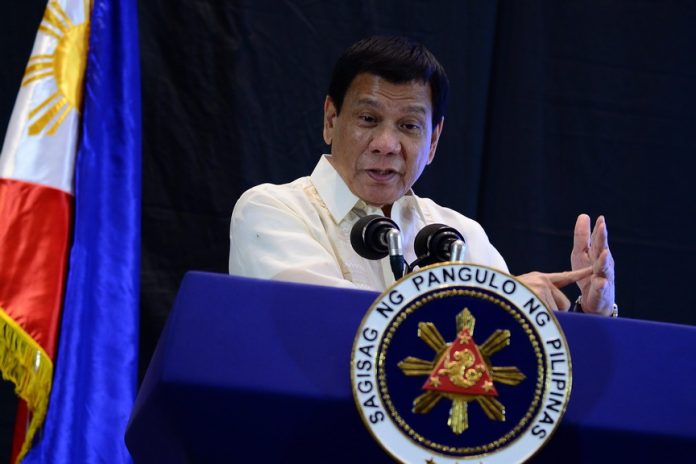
left=2, top=0, right=696, bottom=461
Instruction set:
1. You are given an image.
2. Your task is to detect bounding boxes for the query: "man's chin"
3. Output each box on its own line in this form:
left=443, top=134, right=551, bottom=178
left=359, top=192, right=401, bottom=209
left=351, top=181, right=405, bottom=208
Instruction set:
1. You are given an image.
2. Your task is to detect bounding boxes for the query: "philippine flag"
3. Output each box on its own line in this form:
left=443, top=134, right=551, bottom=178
left=0, top=0, right=140, bottom=462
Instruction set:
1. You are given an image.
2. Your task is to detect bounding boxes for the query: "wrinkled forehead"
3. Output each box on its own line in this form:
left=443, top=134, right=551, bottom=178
left=344, top=73, right=433, bottom=115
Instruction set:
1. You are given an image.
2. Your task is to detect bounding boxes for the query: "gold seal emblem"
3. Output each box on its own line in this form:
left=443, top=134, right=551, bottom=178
left=399, top=308, right=526, bottom=435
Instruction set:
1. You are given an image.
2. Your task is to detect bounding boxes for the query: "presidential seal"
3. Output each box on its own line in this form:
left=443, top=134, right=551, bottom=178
left=351, top=263, right=571, bottom=463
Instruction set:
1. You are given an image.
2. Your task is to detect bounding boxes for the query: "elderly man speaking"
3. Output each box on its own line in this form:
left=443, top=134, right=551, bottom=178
left=229, top=36, right=615, bottom=317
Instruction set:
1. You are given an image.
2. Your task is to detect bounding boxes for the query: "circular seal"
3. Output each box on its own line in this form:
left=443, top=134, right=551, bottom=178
left=351, top=263, right=571, bottom=464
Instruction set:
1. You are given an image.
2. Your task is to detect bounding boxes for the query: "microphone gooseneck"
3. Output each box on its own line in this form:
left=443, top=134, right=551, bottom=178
left=386, top=229, right=404, bottom=280
left=449, top=239, right=466, bottom=262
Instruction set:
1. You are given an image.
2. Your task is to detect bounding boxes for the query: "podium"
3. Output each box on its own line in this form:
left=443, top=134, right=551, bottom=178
left=126, top=272, right=696, bottom=462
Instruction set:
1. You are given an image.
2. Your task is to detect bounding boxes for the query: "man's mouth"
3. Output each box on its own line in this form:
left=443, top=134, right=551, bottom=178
left=366, top=169, right=398, bottom=182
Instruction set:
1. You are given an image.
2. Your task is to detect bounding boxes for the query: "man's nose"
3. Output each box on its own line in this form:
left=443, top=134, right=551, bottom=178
left=369, top=126, right=401, bottom=156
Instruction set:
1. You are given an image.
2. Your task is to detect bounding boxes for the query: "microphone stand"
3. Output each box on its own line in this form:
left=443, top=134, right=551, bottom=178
left=386, top=229, right=405, bottom=280
left=449, top=239, right=466, bottom=262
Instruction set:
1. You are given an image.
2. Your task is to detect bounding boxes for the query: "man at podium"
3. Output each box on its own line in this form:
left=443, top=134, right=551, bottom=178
left=229, top=36, right=616, bottom=317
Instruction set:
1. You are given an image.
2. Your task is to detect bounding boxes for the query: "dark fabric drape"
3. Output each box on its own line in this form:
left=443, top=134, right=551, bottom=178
left=3, top=1, right=696, bottom=459
left=481, top=1, right=696, bottom=323
left=135, top=0, right=696, bottom=384
left=137, top=0, right=502, bottom=381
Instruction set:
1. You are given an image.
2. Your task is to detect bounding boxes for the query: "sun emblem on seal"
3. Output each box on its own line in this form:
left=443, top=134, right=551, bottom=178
left=398, top=308, right=526, bottom=434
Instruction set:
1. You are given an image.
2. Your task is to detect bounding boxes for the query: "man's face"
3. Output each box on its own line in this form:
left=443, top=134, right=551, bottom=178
left=323, top=73, right=443, bottom=208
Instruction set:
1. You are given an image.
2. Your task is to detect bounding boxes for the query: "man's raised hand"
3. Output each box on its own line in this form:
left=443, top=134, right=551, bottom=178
left=570, top=214, right=616, bottom=316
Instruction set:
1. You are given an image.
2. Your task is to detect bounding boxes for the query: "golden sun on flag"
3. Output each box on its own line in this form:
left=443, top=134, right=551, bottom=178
left=22, top=0, right=91, bottom=136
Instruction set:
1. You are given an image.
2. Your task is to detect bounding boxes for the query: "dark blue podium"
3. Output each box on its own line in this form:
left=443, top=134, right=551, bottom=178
left=126, top=272, right=696, bottom=463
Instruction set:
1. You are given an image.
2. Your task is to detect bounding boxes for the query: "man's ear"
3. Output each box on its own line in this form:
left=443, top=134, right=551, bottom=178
left=323, top=96, right=337, bottom=145
left=427, top=117, right=444, bottom=165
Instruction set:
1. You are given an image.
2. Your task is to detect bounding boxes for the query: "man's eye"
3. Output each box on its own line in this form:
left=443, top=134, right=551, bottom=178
left=359, top=115, right=377, bottom=123
left=402, top=123, right=421, bottom=132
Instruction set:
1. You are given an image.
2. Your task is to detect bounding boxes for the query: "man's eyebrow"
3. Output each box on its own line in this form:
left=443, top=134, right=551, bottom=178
left=354, top=98, right=427, bottom=116
left=402, top=105, right=427, bottom=116
left=355, top=98, right=381, bottom=108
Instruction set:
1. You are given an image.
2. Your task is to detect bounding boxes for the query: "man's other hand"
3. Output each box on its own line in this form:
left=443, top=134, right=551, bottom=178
left=570, top=214, right=616, bottom=316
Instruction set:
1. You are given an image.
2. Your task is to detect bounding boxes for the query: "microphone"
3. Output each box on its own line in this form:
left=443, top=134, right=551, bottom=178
left=413, top=224, right=466, bottom=268
left=350, top=215, right=405, bottom=280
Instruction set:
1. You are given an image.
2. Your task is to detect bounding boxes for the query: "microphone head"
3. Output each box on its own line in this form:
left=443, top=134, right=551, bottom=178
left=414, top=223, right=465, bottom=265
left=351, top=215, right=400, bottom=260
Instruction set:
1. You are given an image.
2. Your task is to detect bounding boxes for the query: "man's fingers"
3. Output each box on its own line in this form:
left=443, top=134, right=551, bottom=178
left=550, top=285, right=572, bottom=311
left=591, top=215, right=609, bottom=260
left=546, top=267, right=593, bottom=289
left=571, top=214, right=592, bottom=276
left=572, top=214, right=591, bottom=255
left=593, top=249, right=615, bottom=281
left=517, top=273, right=573, bottom=311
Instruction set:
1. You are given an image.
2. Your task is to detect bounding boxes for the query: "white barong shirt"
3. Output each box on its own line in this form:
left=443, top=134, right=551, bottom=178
left=229, top=155, right=507, bottom=292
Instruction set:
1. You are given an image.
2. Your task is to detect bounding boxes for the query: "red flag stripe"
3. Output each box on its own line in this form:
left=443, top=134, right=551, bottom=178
left=0, top=178, right=72, bottom=359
